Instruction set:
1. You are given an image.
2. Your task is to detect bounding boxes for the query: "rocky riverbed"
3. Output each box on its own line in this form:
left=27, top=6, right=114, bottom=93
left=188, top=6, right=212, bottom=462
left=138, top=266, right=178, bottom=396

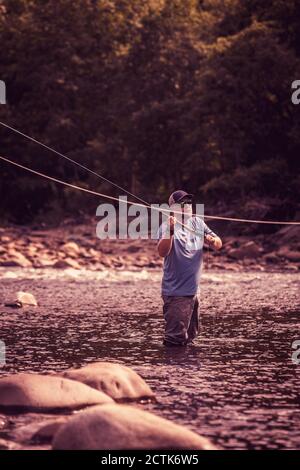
left=0, top=265, right=299, bottom=450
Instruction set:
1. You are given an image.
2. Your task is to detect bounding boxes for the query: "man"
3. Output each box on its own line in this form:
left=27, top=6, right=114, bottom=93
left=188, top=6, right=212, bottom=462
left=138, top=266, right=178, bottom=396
left=157, top=190, right=222, bottom=347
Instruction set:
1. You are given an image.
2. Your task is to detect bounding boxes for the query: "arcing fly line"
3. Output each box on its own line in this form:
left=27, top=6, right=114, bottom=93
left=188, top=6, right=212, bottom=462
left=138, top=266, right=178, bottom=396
left=0, top=155, right=199, bottom=236
left=0, top=120, right=149, bottom=207
left=0, top=121, right=300, bottom=226
left=1, top=154, right=300, bottom=227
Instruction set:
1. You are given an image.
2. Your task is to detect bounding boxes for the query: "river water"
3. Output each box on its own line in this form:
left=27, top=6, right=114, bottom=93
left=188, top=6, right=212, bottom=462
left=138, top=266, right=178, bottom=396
left=0, top=267, right=299, bottom=450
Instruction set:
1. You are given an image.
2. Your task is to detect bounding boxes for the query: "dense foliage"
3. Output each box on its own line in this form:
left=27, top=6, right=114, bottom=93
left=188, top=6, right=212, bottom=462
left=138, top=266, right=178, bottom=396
left=0, top=0, right=299, bottom=225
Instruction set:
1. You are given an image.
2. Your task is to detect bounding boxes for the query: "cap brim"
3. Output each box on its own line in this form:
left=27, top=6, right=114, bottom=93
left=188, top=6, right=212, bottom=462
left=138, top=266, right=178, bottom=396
left=177, top=193, right=194, bottom=202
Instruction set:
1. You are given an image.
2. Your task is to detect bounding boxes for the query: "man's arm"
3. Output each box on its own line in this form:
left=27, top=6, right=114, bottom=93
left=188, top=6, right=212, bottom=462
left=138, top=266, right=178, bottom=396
left=205, top=233, right=222, bottom=250
left=157, top=216, right=176, bottom=258
left=203, top=222, right=222, bottom=251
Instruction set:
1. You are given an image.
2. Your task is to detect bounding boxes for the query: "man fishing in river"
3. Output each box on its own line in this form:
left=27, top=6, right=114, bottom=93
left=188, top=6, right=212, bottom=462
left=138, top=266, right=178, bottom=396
left=157, top=190, right=222, bottom=347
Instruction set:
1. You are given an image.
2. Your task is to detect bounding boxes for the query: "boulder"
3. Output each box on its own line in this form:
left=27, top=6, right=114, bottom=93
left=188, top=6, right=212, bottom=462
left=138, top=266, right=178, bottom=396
left=0, top=236, right=12, bottom=243
left=4, top=291, right=38, bottom=308
left=264, top=252, right=279, bottom=263
left=134, top=256, right=151, bottom=267
left=62, top=362, right=154, bottom=401
left=88, top=248, right=99, bottom=258
left=53, top=258, right=80, bottom=269
left=17, top=292, right=38, bottom=306
left=0, top=438, right=20, bottom=450
left=100, top=256, right=113, bottom=268
left=13, top=418, right=68, bottom=444
left=0, top=373, right=113, bottom=411
left=31, top=419, right=67, bottom=442
left=277, top=247, right=300, bottom=262
left=0, top=250, right=32, bottom=268
left=273, top=225, right=299, bottom=244
left=286, top=265, right=299, bottom=271
left=0, top=414, right=7, bottom=430
left=52, top=404, right=217, bottom=450
left=32, top=257, right=55, bottom=268
left=127, top=245, right=141, bottom=253
left=61, top=242, right=80, bottom=257
left=228, top=241, right=262, bottom=260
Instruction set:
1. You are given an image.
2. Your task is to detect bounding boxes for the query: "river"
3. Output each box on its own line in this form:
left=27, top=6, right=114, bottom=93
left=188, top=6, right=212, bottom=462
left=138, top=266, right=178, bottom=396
left=0, top=267, right=299, bottom=450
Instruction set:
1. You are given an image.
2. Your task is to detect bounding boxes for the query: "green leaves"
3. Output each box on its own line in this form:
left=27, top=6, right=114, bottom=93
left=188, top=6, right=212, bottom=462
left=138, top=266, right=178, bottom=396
left=0, top=0, right=299, bottom=222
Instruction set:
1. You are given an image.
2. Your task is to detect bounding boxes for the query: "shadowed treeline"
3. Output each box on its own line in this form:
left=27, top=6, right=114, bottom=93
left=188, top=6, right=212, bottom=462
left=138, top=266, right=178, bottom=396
left=0, top=0, right=299, bottom=225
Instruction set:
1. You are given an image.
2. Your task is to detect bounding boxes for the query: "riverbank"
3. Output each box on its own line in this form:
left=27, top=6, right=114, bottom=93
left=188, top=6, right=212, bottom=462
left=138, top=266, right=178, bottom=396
left=0, top=219, right=299, bottom=273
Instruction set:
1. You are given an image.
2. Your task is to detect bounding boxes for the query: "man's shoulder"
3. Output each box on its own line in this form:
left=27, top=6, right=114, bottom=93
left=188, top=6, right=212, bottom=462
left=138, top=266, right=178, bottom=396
left=190, top=215, right=204, bottom=228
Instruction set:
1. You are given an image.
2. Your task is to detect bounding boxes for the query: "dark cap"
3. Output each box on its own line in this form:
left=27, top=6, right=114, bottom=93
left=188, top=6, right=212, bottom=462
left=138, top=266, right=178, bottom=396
left=168, top=190, right=194, bottom=206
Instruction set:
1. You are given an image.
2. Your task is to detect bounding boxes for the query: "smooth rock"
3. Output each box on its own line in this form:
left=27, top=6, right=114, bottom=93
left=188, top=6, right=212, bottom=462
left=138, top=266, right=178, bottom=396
left=0, top=257, right=31, bottom=268
left=0, top=236, right=11, bottom=243
left=127, top=245, right=141, bottom=253
left=32, top=418, right=67, bottom=442
left=4, top=249, right=32, bottom=267
left=0, top=438, right=20, bottom=450
left=264, top=252, right=279, bottom=263
left=0, top=414, right=8, bottom=429
left=0, top=373, right=113, bottom=411
left=53, top=258, right=80, bottom=269
left=4, top=291, right=38, bottom=308
left=13, top=418, right=68, bottom=444
left=62, top=362, right=154, bottom=401
left=277, top=247, right=300, bottom=262
left=16, top=291, right=38, bottom=306
left=286, top=265, right=299, bottom=271
left=32, top=257, right=55, bottom=268
left=228, top=241, right=262, bottom=259
left=274, top=225, right=299, bottom=243
left=52, top=404, right=217, bottom=450
left=61, top=242, right=80, bottom=257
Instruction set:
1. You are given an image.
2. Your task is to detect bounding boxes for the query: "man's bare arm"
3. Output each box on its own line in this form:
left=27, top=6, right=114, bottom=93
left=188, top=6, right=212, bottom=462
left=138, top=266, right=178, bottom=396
left=157, top=216, right=176, bottom=258
left=158, top=237, right=173, bottom=257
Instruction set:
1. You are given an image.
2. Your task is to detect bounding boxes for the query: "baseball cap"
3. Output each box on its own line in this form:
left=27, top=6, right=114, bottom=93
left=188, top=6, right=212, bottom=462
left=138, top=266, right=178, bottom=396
left=168, top=190, right=194, bottom=206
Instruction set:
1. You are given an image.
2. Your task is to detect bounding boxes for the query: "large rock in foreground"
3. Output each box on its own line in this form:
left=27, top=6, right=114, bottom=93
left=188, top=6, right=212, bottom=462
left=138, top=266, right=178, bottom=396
left=13, top=418, right=68, bottom=444
left=0, top=374, right=113, bottom=411
left=52, top=404, right=216, bottom=450
left=62, top=362, right=155, bottom=401
left=0, top=438, right=20, bottom=450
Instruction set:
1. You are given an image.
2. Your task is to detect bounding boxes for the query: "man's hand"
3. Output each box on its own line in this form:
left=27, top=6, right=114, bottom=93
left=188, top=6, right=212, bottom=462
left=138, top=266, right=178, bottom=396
left=168, top=216, right=176, bottom=234
left=205, top=234, right=222, bottom=251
